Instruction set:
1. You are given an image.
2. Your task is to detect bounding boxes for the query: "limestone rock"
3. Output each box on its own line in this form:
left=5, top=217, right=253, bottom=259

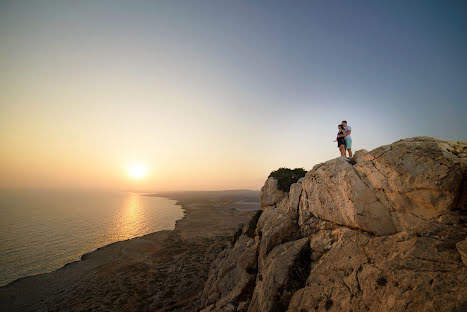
left=199, top=137, right=467, bottom=312
left=278, top=181, right=302, bottom=219
left=256, top=191, right=301, bottom=269
left=248, top=238, right=310, bottom=312
left=299, top=137, right=466, bottom=235
left=260, top=177, right=286, bottom=208
left=457, top=237, right=467, bottom=266
left=288, top=223, right=467, bottom=312
left=199, top=235, right=259, bottom=311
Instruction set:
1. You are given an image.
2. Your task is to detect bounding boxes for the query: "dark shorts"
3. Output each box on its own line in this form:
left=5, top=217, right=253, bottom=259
left=337, top=138, right=346, bottom=147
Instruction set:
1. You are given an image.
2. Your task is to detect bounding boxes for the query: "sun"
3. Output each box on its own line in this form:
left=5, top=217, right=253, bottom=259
left=128, top=164, right=147, bottom=179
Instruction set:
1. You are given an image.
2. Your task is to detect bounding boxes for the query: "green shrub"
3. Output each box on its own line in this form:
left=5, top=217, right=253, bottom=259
left=245, top=210, right=263, bottom=238
left=269, top=167, right=307, bottom=192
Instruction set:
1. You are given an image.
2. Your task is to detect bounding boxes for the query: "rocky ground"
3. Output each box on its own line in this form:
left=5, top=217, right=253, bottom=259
left=199, top=137, right=467, bottom=312
left=0, top=190, right=259, bottom=312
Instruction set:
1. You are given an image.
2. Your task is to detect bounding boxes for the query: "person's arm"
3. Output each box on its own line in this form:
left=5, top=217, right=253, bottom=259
left=345, top=128, right=351, bottom=136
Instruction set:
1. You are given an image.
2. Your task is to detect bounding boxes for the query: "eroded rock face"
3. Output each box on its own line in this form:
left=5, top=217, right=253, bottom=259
left=199, top=235, right=259, bottom=312
left=256, top=181, right=303, bottom=269
left=288, top=223, right=467, bottom=312
left=300, top=137, right=466, bottom=235
left=199, top=137, right=467, bottom=312
left=248, top=238, right=310, bottom=312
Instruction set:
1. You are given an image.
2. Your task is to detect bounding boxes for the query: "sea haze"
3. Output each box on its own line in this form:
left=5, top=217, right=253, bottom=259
left=0, top=190, right=184, bottom=286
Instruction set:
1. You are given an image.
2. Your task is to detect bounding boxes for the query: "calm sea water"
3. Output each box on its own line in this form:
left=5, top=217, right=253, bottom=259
left=0, top=190, right=184, bottom=286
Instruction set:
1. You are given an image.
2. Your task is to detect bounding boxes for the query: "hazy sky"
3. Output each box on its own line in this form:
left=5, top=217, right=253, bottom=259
left=1, top=1, right=466, bottom=191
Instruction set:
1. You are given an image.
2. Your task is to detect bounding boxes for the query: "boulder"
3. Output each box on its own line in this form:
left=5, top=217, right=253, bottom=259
left=260, top=177, right=286, bottom=208
left=299, top=137, right=466, bottom=235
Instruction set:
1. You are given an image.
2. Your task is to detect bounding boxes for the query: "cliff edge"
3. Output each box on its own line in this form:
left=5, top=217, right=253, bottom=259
left=199, top=137, right=467, bottom=312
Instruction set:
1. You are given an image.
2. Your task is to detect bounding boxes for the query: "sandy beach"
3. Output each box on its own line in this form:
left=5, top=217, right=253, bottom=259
left=0, top=190, right=259, bottom=312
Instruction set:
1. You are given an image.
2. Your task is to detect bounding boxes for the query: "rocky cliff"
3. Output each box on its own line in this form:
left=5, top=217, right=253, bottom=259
left=198, top=137, right=467, bottom=312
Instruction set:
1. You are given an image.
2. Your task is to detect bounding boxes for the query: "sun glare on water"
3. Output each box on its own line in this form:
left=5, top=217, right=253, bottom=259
left=128, top=164, right=147, bottom=179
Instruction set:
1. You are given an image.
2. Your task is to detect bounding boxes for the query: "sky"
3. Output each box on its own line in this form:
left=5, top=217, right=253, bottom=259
left=1, top=0, right=466, bottom=191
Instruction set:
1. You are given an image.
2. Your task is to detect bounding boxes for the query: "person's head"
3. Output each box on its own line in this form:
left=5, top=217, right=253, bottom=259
left=338, top=124, right=345, bottom=130
left=342, top=120, right=347, bottom=127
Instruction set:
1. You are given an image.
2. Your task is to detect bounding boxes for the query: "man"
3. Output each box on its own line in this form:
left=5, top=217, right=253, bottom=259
left=342, top=120, right=352, bottom=158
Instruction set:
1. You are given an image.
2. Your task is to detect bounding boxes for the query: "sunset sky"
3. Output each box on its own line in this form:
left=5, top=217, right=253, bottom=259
left=1, top=1, right=466, bottom=191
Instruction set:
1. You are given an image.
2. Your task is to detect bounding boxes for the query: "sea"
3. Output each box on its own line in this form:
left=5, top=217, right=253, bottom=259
left=0, top=190, right=184, bottom=287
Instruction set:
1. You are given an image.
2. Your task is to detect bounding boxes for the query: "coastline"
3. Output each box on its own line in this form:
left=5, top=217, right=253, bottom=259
left=0, top=190, right=260, bottom=312
left=0, top=192, right=184, bottom=288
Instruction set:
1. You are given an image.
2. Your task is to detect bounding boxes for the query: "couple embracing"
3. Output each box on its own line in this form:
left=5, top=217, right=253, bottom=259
left=336, top=120, right=352, bottom=158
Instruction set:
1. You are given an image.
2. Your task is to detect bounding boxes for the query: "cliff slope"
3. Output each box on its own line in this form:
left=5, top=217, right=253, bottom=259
left=199, top=137, right=467, bottom=312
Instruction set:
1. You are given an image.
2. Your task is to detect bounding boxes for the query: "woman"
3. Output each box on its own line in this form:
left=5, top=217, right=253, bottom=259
left=336, top=124, right=347, bottom=156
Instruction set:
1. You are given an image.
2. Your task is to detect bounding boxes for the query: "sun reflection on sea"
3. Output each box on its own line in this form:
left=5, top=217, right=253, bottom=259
left=110, top=192, right=146, bottom=241
left=101, top=193, right=183, bottom=246
left=0, top=190, right=184, bottom=286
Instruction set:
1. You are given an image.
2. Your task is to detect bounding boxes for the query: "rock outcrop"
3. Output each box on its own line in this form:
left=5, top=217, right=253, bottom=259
left=260, top=177, right=286, bottom=208
left=199, top=137, right=467, bottom=312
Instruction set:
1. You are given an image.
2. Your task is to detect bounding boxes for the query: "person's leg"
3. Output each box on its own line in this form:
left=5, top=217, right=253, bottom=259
left=339, top=145, right=345, bottom=156
left=346, top=138, right=353, bottom=157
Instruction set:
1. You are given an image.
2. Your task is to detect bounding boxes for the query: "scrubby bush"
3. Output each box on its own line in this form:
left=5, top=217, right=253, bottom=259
left=269, top=167, right=307, bottom=192
left=245, top=210, right=263, bottom=238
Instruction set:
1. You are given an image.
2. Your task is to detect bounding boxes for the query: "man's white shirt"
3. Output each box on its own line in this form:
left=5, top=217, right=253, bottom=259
left=345, top=126, right=352, bottom=139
